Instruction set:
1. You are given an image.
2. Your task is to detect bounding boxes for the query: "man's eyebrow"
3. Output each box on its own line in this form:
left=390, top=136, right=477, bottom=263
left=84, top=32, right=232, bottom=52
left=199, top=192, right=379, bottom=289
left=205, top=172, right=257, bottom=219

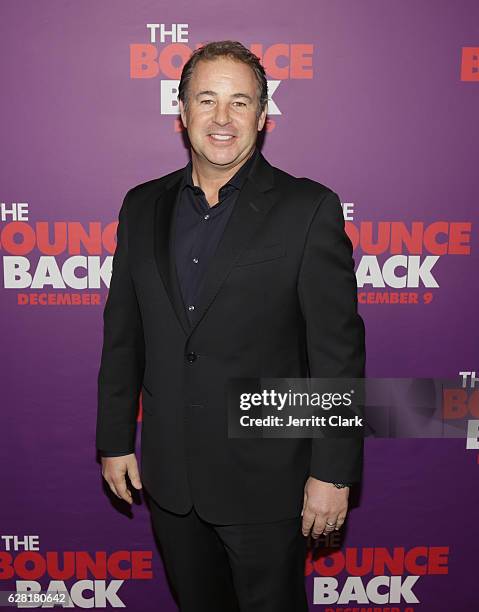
left=195, top=90, right=217, bottom=98
left=231, top=93, right=254, bottom=102
left=195, top=90, right=253, bottom=102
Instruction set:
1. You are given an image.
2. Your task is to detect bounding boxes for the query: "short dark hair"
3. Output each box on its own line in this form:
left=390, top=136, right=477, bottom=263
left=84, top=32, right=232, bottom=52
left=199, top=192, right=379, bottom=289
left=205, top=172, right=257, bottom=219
left=178, top=40, right=268, bottom=118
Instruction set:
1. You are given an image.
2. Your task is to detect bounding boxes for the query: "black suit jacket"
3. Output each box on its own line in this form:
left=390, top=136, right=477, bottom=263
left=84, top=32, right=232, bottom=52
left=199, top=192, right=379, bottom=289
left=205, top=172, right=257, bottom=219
left=96, top=149, right=366, bottom=524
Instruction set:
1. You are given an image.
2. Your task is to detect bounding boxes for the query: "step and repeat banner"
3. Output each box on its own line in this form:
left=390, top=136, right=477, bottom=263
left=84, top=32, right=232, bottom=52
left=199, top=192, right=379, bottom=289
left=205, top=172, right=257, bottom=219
left=1, top=1, right=478, bottom=610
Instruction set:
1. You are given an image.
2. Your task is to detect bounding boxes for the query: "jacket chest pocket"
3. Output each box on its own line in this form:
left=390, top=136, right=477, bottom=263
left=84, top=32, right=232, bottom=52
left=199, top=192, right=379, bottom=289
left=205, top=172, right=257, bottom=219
left=233, top=243, right=286, bottom=267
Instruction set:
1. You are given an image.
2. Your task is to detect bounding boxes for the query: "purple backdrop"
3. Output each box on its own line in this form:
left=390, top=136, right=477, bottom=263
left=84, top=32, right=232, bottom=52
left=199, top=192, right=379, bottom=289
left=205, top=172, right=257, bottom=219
left=1, top=0, right=478, bottom=610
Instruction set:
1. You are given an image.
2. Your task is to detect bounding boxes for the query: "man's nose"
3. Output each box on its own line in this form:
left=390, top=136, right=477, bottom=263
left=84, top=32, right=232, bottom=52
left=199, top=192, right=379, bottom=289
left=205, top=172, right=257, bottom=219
left=213, top=103, right=232, bottom=125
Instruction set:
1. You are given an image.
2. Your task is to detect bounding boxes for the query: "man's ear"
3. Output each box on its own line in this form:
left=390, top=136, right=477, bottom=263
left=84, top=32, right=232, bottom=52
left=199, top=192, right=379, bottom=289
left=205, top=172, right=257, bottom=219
left=179, top=99, right=187, bottom=128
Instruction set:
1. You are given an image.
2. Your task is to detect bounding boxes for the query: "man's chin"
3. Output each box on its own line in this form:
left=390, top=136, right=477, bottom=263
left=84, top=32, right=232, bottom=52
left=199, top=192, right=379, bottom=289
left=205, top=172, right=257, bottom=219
left=198, top=148, right=243, bottom=168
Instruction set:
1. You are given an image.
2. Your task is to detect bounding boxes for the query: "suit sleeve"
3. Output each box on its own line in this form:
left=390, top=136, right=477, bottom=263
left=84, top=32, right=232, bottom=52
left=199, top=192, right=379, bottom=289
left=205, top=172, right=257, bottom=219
left=297, top=189, right=366, bottom=483
left=96, top=190, right=145, bottom=454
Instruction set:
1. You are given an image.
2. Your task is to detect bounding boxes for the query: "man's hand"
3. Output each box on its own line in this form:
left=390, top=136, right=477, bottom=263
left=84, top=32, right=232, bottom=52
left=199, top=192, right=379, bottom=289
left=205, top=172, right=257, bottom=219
left=301, top=476, right=349, bottom=538
left=101, top=454, right=142, bottom=504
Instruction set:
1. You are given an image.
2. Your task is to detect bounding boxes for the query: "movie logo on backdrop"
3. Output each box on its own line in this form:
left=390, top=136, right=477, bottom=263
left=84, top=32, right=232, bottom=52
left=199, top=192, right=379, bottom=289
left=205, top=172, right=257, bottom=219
left=305, top=538, right=449, bottom=610
left=461, top=47, right=479, bottom=81
left=0, top=201, right=117, bottom=306
left=0, top=535, right=154, bottom=608
left=444, top=370, right=479, bottom=457
left=130, top=23, right=314, bottom=133
left=340, top=202, right=473, bottom=306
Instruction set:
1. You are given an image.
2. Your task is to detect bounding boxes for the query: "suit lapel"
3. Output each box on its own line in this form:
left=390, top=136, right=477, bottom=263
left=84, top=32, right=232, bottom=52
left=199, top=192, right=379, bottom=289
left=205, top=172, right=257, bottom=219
left=153, top=150, right=278, bottom=339
left=153, top=168, right=191, bottom=335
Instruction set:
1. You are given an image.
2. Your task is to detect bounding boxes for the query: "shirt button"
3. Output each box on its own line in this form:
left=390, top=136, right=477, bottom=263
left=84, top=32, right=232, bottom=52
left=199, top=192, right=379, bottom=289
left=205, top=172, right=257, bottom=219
left=186, top=352, right=197, bottom=363
left=192, top=257, right=199, bottom=264
left=188, top=305, right=195, bottom=311
left=203, top=214, right=210, bottom=220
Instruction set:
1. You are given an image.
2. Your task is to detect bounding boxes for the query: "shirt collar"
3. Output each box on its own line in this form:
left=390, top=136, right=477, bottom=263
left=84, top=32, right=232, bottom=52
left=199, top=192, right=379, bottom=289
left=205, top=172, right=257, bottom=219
left=182, top=146, right=259, bottom=195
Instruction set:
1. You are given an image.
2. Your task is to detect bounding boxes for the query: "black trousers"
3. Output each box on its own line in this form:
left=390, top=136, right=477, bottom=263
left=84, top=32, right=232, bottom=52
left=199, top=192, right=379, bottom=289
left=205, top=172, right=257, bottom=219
left=146, top=492, right=309, bottom=612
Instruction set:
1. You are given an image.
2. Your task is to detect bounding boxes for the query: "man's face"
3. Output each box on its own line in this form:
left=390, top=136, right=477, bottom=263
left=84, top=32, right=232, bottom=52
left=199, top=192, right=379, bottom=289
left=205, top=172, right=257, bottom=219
left=179, top=57, right=267, bottom=170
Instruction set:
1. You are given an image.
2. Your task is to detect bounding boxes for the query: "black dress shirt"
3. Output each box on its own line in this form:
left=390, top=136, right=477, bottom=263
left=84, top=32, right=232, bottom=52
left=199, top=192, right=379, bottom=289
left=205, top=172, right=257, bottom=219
left=175, top=146, right=259, bottom=323
left=101, top=147, right=259, bottom=457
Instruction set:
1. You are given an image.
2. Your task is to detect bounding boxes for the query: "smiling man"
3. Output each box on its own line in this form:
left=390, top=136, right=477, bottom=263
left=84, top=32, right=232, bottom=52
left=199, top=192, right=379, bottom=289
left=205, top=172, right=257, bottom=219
left=96, top=40, right=365, bottom=612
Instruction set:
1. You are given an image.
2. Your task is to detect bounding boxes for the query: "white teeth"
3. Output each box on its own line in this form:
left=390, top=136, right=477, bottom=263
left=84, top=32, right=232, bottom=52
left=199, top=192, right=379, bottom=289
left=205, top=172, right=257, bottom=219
left=210, top=134, right=234, bottom=140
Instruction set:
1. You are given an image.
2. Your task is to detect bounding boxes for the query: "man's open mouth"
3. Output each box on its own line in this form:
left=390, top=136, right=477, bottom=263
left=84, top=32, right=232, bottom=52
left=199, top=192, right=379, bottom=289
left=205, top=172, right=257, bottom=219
left=208, top=134, right=236, bottom=141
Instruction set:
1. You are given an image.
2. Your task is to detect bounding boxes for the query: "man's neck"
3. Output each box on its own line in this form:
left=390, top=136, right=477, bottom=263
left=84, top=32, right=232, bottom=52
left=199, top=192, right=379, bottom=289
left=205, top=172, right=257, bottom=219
left=190, top=149, right=255, bottom=207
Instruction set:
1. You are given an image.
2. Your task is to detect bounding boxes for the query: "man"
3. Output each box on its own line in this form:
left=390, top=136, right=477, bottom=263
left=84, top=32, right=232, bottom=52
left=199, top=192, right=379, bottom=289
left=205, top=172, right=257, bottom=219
left=96, top=40, right=365, bottom=612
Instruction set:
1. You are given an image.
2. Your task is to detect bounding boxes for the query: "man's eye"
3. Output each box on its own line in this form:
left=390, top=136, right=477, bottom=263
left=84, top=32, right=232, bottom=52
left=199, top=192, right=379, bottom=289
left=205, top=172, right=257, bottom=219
left=233, top=102, right=247, bottom=107
left=200, top=100, right=213, bottom=104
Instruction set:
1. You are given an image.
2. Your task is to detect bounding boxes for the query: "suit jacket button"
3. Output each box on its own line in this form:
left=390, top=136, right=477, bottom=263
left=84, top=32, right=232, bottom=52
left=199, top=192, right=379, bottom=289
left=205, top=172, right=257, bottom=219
left=186, top=351, right=197, bottom=363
